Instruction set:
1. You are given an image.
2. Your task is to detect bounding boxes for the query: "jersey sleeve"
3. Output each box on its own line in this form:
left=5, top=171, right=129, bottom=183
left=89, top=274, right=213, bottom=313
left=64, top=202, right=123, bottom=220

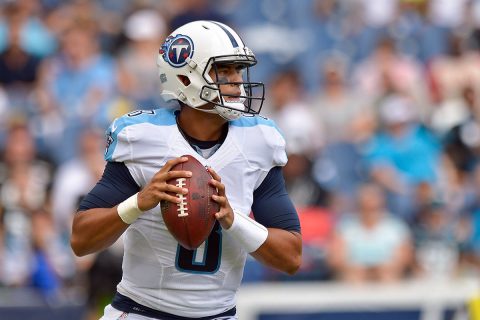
left=104, top=114, right=147, bottom=185
left=251, top=166, right=300, bottom=232
left=103, top=109, right=174, bottom=186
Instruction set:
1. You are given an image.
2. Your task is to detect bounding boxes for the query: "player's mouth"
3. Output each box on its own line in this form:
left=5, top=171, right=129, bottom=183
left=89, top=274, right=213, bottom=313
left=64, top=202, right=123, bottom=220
left=224, top=96, right=242, bottom=102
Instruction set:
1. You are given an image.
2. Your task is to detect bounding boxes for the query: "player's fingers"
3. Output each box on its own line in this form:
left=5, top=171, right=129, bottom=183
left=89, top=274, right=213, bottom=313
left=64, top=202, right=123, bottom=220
left=165, top=170, right=192, bottom=180
left=209, top=178, right=225, bottom=196
left=207, top=167, right=221, bottom=182
left=214, top=209, right=234, bottom=229
left=211, top=194, right=227, bottom=206
left=137, top=190, right=180, bottom=211
left=215, top=210, right=226, bottom=219
left=160, top=183, right=188, bottom=195
left=152, top=170, right=192, bottom=184
left=159, top=156, right=189, bottom=173
left=156, top=191, right=182, bottom=204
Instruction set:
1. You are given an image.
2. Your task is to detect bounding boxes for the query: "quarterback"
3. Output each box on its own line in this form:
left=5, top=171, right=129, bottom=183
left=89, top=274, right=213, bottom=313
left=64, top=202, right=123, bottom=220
left=71, top=20, right=302, bottom=320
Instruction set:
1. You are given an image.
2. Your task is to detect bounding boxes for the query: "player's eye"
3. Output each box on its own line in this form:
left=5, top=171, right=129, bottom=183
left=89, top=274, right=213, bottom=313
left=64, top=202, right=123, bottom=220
left=235, top=65, right=246, bottom=72
left=215, top=64, right=231, bottom=73
left=216, top=67, right=229, bottom=75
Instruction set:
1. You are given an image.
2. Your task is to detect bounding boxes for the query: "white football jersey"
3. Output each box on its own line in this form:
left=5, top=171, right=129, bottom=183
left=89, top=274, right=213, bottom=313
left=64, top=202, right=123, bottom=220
left=105, top=108, right=287, bottom=318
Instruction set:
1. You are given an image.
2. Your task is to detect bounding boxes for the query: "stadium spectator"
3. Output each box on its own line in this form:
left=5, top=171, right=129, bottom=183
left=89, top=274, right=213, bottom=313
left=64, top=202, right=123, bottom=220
left=311, top=54, right=375, bottom=145
left=456, top=163, right=480, bottom=276
left=0, top=122, right=53, bottom=287
left=0, top=10, right=42, bottom=117
left=117, top=9, right=168, bottom=108
left=428, top=33, right=480, bottom=105
left=35, top=20, right=116, bottom=164
left=442, top=85, right=480, bottom=173
left=310, top=54, right=374, bottom=212
left=351, top=36, right=429, bottom=117
left=51, top=128, right=105, bottom=234
left=31, top=207, right=76, bottom=302
left=412, top=201, right=461, bottom=279
left=327, top=183, right=413, bottom=283
left=363, top=94, right=442, bottom=222
left=0, top=1, right=57, bottom=58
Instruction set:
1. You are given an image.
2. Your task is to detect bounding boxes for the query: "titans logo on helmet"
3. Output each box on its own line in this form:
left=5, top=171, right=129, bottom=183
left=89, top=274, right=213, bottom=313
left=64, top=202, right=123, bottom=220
left=159, top=34, right=194, bottom=68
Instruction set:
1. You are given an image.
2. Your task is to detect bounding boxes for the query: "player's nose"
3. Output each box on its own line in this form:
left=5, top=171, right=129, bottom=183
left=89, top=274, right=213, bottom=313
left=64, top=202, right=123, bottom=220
left=228, top=75, right=242, bottom=92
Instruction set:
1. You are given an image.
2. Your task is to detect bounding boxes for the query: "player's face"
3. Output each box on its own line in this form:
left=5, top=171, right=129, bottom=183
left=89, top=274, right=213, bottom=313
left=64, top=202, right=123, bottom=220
left=209, top=63, right=244, bottom=102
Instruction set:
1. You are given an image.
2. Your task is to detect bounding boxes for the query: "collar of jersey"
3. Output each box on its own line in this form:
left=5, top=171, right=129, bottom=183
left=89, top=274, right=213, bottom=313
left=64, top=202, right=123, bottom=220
left=174, top=110, right=228, bottom=150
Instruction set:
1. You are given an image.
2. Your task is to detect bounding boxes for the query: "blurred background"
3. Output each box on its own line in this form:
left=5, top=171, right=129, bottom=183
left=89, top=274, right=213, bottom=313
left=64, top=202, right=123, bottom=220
left=0, top=0, right=480, bottom=319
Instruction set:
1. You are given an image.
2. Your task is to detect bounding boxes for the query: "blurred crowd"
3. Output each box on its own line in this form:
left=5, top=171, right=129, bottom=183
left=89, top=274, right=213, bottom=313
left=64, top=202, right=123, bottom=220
left=1, top=0, right=480, bottom=318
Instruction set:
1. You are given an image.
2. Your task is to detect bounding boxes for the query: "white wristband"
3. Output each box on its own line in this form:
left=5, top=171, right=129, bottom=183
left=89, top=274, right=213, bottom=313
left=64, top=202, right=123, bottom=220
left=117, top=193, right=143, bottom=224
left=224, top=210, right=268, bottom=253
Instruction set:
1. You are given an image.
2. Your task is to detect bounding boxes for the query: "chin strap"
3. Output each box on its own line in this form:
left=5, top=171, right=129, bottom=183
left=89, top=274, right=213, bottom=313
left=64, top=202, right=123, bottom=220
left=214, top=96, right=246, bottom=120
left=192, top=101, right=245, bottom=121
left=214, top=104, right=244, bottom=120
left=195, top=83, right=247, bottom=120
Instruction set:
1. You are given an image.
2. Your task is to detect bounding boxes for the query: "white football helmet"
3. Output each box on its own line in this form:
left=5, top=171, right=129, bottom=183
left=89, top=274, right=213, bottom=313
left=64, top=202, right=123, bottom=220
left=156, top=20, right=264, bottom=120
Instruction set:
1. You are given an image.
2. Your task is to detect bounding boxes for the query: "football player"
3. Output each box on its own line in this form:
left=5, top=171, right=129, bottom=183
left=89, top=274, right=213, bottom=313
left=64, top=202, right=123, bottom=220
left=71, top=20, right=302, bottom=320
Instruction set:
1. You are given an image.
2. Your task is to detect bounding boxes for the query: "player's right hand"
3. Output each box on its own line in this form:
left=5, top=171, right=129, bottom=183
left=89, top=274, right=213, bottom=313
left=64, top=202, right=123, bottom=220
left=137, top=156, right=192, bottom=211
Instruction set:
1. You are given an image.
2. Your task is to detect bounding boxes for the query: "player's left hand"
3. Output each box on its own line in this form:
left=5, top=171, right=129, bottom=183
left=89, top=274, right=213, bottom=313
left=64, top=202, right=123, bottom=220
left=207, top=167, right=234, bottom=229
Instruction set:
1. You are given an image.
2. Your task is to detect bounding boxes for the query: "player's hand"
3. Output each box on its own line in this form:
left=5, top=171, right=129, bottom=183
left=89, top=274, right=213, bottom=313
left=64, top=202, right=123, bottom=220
left=208, top=167, right=234, bottom=229
left=137, top=156, right=192, bottom=211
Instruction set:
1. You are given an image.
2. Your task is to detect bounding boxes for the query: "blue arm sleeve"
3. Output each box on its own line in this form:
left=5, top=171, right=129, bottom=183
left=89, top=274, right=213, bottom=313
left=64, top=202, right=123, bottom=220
left=78, top=162, right=141, bottom=211
left=251, top=167, right=301, bottom=233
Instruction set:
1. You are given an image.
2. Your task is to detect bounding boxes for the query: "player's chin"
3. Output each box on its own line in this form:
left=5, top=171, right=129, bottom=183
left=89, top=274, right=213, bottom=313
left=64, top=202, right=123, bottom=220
left=196, top=102, right=216, bottom=111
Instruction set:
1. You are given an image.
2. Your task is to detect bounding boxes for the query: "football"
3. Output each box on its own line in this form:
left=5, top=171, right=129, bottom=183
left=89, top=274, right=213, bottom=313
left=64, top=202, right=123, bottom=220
left=161, top=155, right=218, bottom=250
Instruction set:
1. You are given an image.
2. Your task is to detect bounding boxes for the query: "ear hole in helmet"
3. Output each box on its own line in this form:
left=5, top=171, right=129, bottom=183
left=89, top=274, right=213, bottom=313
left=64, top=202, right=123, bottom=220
left=177, top=75, right=191, bottom=86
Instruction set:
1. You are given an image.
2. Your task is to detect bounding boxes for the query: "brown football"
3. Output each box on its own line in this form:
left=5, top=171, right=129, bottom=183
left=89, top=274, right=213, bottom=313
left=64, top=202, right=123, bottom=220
left=161, top=155, right=218, bottom=250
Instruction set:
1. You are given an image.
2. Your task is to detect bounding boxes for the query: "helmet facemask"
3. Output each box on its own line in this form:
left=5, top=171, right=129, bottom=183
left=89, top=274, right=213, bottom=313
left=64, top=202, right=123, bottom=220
left=199, top=54, right=265, bottom=120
